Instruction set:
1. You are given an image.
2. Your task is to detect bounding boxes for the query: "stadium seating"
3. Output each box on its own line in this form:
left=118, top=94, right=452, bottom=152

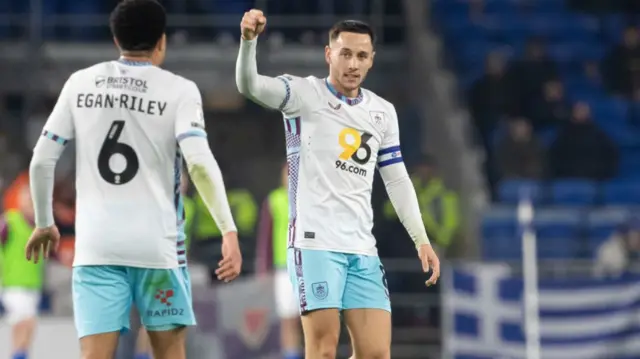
left=433, top=0, right=640, bottom=260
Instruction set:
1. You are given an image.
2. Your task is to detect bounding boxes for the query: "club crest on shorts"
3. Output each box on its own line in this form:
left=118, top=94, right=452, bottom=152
left=311, top=281, right=329, bottom=300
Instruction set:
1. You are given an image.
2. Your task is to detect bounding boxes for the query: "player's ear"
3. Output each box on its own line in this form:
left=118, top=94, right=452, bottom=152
left=324, top=45, right=331, bottom=66
left=157, top=34, right=167, bottom=53
left=370, top=50, right=376, bottom=66
left=113, top=37, right=121, bottom=51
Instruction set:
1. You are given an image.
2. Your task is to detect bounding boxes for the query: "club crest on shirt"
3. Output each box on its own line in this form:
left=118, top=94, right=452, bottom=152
left=312, top=281, right=329, bottom=300
left=369, top=111, right=386, bottom=131
left=191, top=105, right=205, bottom=130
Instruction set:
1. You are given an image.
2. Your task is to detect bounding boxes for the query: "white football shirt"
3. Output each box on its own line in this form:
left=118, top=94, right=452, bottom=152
left=41, top=59, right=207, bottom=268
left=279, top=75, right=403, bottom=256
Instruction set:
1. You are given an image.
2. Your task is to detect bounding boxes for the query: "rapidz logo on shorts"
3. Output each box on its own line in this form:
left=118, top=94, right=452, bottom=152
left=155, top=289, right=174, bottom=307
left=311, top=282, right=329, bottom=300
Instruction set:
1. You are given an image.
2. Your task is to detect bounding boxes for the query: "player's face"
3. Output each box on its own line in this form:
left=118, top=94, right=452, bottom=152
left=325, top=32, right=375, bottom=94
left=152, top=34, right=167, bottom=66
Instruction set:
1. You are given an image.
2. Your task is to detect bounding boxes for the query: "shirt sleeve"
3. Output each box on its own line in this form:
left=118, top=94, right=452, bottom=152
left=175, top=80, right=208, bottom=142
left=179, top=136, right=237, bottom=235
left=377, top=106, right=430, bottom=248
left=235, top=38, right=306, bottom=117
left=42, top=74, right=76, bottom=143
left=377, top=107, right=403, bottom=169
left=30, top=75, right=75, bottom=228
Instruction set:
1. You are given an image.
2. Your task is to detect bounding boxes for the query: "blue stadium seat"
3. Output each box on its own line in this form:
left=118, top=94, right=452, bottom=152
left=497, top=180, right=544, bottom=205
left=586, top=235, right=609, bottom=258
left=602, top=181, right=640, bottom=205
left=533, top=208, right=583, bottom=259
left=482, top=235, right=521, bottom=261
left=537, top=236, right=582, bottom=259
left=481, top=206, right=518, bottom=239
left=533, top=207, right=582, bottom=238
left=549, top=180, right=598, bottom=206
left=585, top=207, right=629, bottom=240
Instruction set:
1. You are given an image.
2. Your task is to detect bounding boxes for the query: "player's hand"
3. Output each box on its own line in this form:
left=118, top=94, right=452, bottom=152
left=216, top=231, right=242, bottom=283
left=25, top=225, right=60, bottom=264
left=240, top=9, right=267, bottom=40
left=418, top=244, right=440, bottom=286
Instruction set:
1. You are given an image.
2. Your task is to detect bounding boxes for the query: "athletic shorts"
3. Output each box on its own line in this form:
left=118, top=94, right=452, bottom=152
left=274, top=268, right=299, bottom=318
left=72, top=265, right=196, bottom=339
left=287, top=248, right=391, bottom=314
left=1, top=288, right=41, bottom=324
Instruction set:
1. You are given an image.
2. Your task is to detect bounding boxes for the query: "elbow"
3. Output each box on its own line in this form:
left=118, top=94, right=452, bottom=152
left=235, top=65, right=251, bottom=96
left=29, top=156, right=52, bottom=177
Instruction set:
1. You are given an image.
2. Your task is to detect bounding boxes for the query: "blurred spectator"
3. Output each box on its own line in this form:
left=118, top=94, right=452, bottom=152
left=507, top=38, right=559, bottom=114
left=468, top=51, right=513, bottom=147
left=630, top=90, right=640, bottom=127
left=583, top=61, right=602, bottom=87
left=601, top=26, right=640, bottom=98
left=594, top=218, right=640, bottom=278
left=3, top=171, right=28, bottom=211
left=525, top=79, right=571, bottom=129
left=548, top=102, right=619, bottom=180
left=383, top=156, right=459, bottom=257
left=495, top=118, right=546, bottom=180
left=468, top=0, right=485, bottom=21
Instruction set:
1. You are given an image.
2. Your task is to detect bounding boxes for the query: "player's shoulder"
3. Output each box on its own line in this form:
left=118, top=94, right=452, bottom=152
left=363, top=88, right=397, bottom=117
left=65, top=61, right=111, bottom=86
left=70, top=61, right=199, bottom=94
left=158, top=69, right=200, bottom=95
left=278, top=74, right=322, bottom=88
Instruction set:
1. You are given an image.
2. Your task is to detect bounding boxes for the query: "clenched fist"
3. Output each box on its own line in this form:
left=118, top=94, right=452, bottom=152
left=240, top=9, right=266, bottom=40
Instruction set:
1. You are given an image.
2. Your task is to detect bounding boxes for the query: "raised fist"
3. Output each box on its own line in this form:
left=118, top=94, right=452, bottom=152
left=241, top=9, right=266, bottom=41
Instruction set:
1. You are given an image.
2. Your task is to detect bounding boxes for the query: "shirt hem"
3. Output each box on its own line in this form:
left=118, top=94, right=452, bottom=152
left=72, top=261, right=186, bottom=269
left=291, top=243, right=378, bottom=257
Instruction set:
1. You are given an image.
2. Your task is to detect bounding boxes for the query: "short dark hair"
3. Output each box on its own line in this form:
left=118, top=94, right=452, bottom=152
left=110, top=0, right=166, bottom=52
left=329, top=20, right=375, bottom=45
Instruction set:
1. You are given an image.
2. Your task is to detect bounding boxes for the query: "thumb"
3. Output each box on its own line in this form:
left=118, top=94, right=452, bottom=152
left=420, top=251, right=429, bottom=272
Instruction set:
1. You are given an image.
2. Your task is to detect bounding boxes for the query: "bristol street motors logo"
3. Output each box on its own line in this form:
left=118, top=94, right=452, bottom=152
left=95, top=76, right=106, bottom=88
left=147, top=288, right=184, bottom=317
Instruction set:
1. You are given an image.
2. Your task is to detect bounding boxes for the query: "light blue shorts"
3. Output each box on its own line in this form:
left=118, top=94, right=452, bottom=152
left=72, top=265, right=196, bottom=339
left=287, top=248, right=391, bottom=314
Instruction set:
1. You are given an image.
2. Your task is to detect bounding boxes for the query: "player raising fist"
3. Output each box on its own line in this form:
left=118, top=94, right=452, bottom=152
left=236, top=9, right=440, bottom=359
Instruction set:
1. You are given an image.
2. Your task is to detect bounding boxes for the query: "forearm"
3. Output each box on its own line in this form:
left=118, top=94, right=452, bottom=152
left=235, top=38, right=289, bottom=110
left=180, top=137, right=237, bottom=235
left=380, top=164, right=430, bottom=248
left=30, top=138, right=64, bottom=228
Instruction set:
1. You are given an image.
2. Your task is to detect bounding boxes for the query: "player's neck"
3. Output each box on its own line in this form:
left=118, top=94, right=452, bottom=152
left=327, top=77, right=359, bottom=98
left=119, top=54, right=154, bottom=65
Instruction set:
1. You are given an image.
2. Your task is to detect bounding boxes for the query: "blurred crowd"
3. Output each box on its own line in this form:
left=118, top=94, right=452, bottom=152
left=462, top=3, right=640, bottom=191
left=0, top=0, right=403, bottom=43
